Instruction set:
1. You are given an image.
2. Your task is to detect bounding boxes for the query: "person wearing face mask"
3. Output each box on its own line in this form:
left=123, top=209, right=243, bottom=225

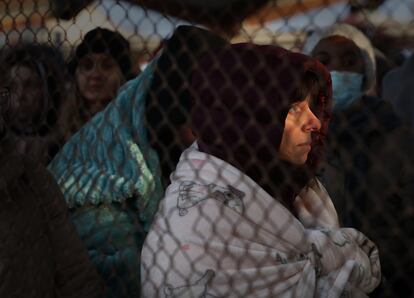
left=303, top=24, right=414, bottom=297
left=141, top=43, right=381, bottom=297
left=303, top=25, right=373, bottom=110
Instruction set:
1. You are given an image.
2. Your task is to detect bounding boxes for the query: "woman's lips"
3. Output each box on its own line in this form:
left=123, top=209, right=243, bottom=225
left=88, top=83, right=104, bottom=89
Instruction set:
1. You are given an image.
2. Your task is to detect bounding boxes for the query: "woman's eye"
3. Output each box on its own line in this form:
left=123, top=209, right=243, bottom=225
left=344, top=57, right=355, bottom=67
left=101, top=59, right=116, bottom=70
left=79, top=62, right=92, bottom=72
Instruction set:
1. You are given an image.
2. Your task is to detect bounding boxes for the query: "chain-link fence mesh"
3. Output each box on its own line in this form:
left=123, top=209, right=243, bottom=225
left=1, top=0, right=414, bottom=297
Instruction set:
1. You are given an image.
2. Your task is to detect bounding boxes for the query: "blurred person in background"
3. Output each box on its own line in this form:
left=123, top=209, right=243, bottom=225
left=69, top=27, right=132, bottom=125
left=0, top=43, right=74, bottom=165
left=372, top=48, right=396, bottom=98
left=47, top=25, right=228, bottom=298
left=141, top=43, right=381, bottom=297
left=303, top=23, right=414, bottom=297
left=382, top=53, right=414, bottom=129
left=0, top=80, right=105, bottom=298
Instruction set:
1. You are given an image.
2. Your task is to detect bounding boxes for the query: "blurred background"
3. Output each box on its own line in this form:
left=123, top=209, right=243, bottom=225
left=1, top=0, right=412, bottom=72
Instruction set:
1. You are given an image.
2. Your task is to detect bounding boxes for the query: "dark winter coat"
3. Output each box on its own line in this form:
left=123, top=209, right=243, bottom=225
left=0, top=136, right=105, bottom=298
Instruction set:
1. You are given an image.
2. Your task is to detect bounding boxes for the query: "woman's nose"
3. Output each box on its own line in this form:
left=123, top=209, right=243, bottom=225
left=90, top=63, right=104, bottom=74
left=304, top=110, right=321, bottom=132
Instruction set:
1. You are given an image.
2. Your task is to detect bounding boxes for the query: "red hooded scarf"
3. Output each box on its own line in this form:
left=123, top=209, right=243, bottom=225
left=190, top=43, right=332, bottom=213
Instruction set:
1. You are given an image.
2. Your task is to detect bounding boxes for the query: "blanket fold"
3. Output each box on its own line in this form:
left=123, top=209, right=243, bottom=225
left=141, top=144, right=381, bottom=297
left=48, top=60, right=163, bottom=226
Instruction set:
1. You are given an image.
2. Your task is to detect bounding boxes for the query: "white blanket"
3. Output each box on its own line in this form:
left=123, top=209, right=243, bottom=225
left=141, top=144, right=381, bottom=297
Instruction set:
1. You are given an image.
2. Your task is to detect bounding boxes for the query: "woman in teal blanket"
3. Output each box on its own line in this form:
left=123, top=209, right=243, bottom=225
left=48, top=61, right=163, bottom=297
left=48, top=25, right=227, bottom=298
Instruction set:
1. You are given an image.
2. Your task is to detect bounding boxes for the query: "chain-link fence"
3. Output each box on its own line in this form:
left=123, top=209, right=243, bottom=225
left=1, top=0, right=414, bottom=297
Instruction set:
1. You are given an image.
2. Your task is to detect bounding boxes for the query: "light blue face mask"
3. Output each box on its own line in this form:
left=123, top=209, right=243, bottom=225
left=330, top=71, right=363, bottom=110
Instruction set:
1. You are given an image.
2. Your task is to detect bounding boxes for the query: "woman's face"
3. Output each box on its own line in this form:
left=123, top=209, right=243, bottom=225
left=279, top=95, right=321, bottom=165
left=75, top=53, right=124, bottom=114
left=8, top=64, right=44, bottom=131
left=311, top=35, right=364, bottom=74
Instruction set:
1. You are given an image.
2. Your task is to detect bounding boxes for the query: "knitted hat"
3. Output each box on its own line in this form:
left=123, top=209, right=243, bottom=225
left=303, top=23, right=376, bottom=93
left=70, top=27, right=132, bottom=79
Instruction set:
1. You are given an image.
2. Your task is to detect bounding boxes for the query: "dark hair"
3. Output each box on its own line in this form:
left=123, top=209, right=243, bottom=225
left=69, top=27, right=132, bottom=79
left=293, top=71, right=326, bottom=105
left=0, top=43, right=69, bottom=136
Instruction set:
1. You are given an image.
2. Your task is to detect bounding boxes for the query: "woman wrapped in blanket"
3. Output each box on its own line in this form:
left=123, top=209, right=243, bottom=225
left=141, top=43, right=381, bottom=297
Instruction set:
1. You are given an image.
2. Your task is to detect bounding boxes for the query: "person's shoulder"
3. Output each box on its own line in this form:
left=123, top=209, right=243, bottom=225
left=361, top=95, right=388, bottom=109
left=19, top=154, right=44, bottom=173
left=0, top=137, right=25, bottom=183
left=360, top=96, right=414, bottom=149
left=361, top=95, right=404, bottom=128
left=0, top=140, right=58, bottom=206
left=18, top=155, right=60, bottom=195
